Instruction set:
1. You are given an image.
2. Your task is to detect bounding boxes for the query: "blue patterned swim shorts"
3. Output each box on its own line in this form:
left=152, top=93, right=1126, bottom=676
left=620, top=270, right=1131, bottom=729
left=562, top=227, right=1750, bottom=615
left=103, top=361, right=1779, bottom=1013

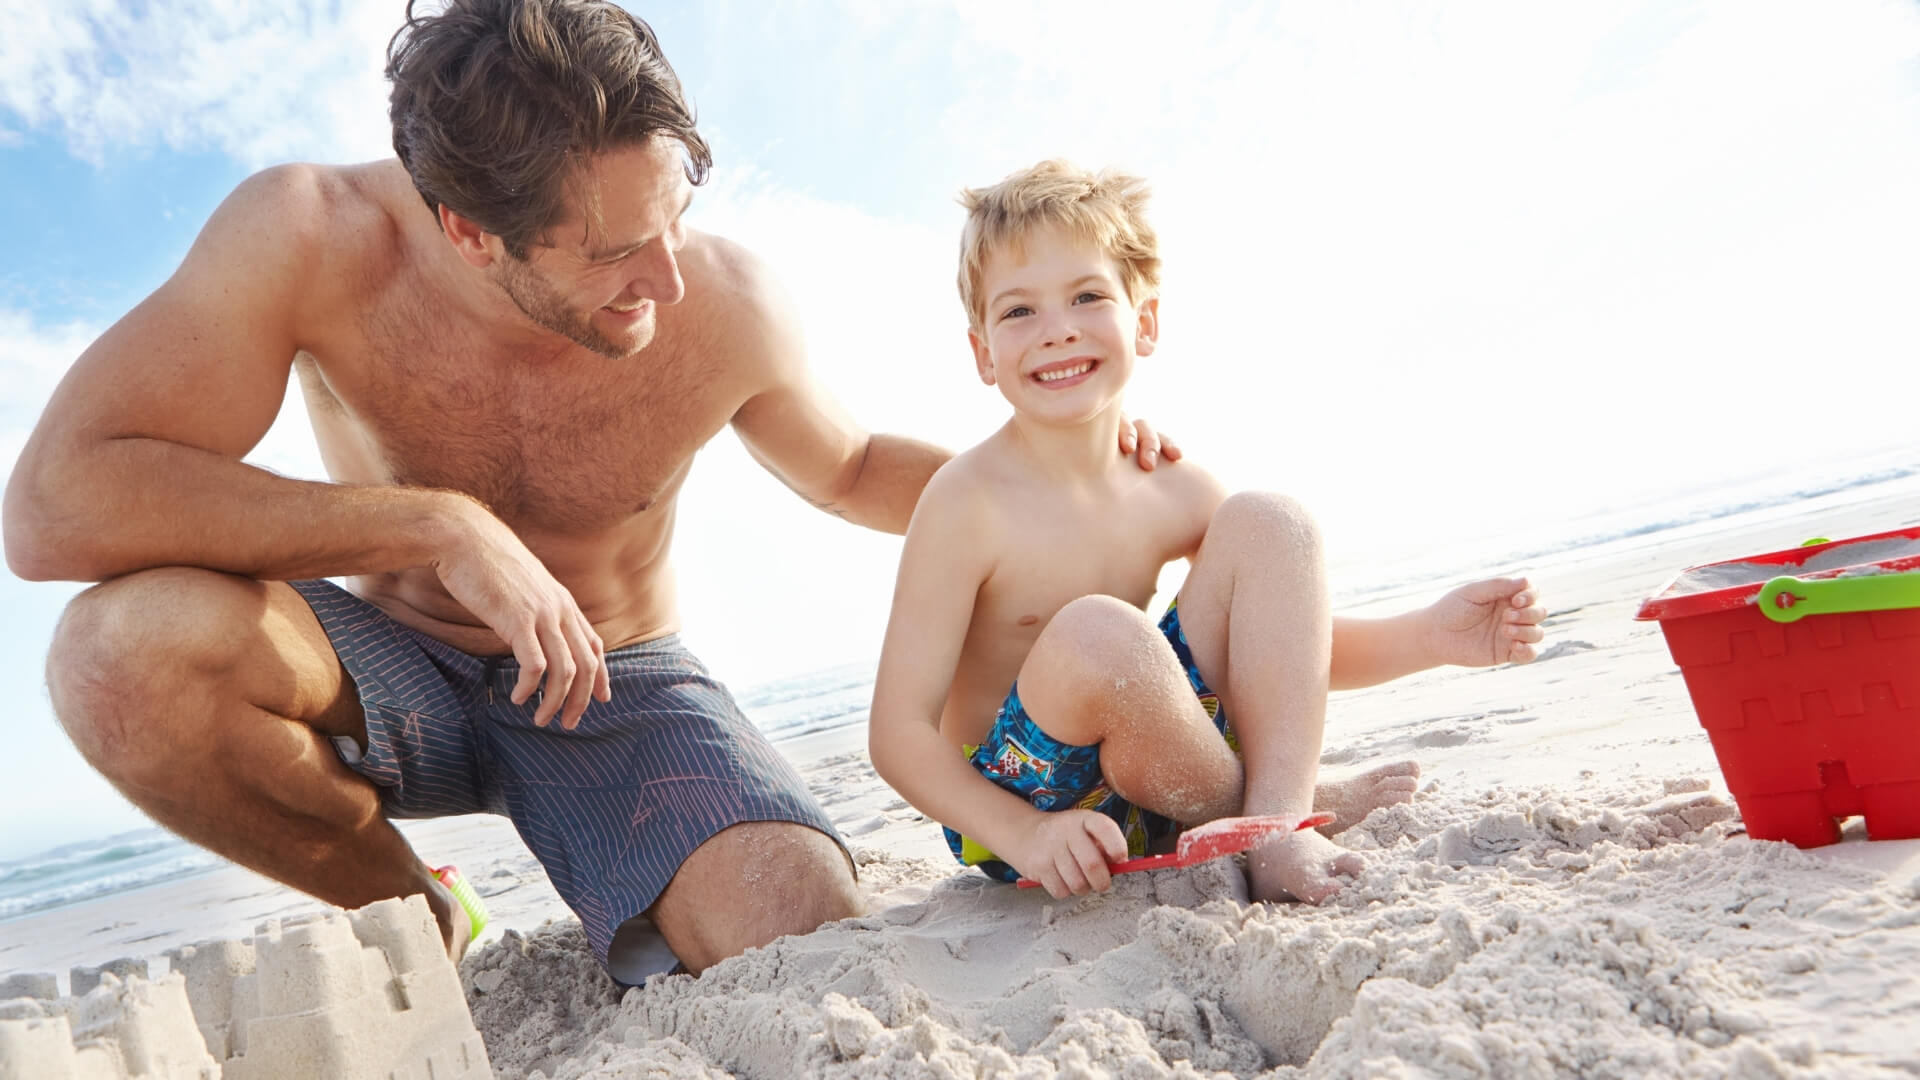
left=944, top=601, right=1235, bottom=881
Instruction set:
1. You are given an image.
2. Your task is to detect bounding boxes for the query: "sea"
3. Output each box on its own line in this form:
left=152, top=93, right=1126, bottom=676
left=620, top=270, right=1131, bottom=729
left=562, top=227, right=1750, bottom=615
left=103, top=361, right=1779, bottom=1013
left=4, top=446, right=1918, bottom=926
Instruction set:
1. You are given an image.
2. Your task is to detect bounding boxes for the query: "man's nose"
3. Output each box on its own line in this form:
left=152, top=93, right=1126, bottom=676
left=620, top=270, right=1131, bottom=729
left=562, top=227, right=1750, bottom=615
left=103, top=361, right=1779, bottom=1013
left=633, top=244, right=685, bottom=306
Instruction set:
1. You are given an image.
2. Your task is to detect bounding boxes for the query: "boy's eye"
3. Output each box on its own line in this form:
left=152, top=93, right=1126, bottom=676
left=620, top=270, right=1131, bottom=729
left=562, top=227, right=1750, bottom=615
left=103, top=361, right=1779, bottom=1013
left=1074, top=292, right=1105, bottom=304
left=1001, top=305, right=1033, bottom=320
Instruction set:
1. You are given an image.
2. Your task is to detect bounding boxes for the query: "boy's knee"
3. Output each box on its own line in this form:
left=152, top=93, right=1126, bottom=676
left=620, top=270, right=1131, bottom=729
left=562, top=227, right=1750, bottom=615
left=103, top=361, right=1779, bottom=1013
left=1211, top=491, right=1322, bottom=555
left=1037, top=595, right=1155, bottom=679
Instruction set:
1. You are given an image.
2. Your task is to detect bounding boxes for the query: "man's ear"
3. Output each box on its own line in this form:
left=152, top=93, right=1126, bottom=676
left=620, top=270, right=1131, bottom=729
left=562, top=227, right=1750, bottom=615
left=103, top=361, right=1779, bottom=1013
left=1134, top=296, right=1161, bottom=357
left=438, top=205, right=499, bottom=269
left=969, top=329, right=996, bottom=385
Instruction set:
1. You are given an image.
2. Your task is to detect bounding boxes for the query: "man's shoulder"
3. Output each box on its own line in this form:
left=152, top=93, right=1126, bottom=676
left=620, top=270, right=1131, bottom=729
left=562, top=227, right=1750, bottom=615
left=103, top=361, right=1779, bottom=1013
left=218, top=161, right=390, bottom=236
left=677, top=229, right=774, bottom=307
left=668, top=229, right=799, bottom=375
left=220, top=161, right=412, bottom=274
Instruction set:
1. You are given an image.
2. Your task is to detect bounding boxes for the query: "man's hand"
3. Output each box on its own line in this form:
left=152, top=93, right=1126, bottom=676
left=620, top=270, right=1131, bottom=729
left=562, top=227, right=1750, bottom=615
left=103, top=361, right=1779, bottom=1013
left=1422, top=577, right=1547, bottom=667
left=1119, top=416, right=1182, bottom=472
left=433, top=501, right=612, bottom=729
left=1007, top=809, right=1131, bottom=899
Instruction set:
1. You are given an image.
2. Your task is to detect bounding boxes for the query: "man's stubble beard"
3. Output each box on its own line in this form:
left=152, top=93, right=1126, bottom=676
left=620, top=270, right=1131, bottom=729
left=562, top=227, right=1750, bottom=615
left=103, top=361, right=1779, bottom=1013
left=492, top=254, right=653, bottom=360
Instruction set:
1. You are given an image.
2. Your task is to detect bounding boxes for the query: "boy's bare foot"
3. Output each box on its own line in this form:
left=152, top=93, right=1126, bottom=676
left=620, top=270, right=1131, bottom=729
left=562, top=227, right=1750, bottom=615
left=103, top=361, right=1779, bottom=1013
left=1313, top=760, right=1420, bottom=835
left=1247, top=827, right=1367, bottom=905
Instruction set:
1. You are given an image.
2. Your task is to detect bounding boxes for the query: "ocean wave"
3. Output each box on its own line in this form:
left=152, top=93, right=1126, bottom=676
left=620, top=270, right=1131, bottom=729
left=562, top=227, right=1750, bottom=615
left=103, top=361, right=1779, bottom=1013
left=0, top=833, right=184, bottom=889
left=0, top=850, right=225, bottom=922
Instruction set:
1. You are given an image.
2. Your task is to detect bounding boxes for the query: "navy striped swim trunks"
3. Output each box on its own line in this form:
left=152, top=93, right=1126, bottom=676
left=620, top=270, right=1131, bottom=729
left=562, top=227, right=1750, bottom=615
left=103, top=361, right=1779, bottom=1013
left=290, top=579, right=847, bottom=966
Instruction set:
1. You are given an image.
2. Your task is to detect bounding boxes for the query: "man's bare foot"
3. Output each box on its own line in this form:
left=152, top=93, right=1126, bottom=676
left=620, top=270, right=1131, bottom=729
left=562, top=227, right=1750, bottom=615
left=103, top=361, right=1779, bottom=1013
left=1313, top=760, right=1420, bottom=835
left=1247, top=827, right=1367, bottom=905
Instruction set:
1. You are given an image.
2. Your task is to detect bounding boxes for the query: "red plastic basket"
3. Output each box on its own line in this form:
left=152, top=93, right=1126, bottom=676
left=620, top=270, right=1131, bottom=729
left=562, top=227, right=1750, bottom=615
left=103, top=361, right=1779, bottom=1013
left=1636, top=526, right=1920, bottom=847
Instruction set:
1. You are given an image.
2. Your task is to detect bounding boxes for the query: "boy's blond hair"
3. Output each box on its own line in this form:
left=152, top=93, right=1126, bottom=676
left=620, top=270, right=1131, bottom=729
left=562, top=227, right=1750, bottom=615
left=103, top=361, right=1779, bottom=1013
left=957, top=160, right=1161, bottom=336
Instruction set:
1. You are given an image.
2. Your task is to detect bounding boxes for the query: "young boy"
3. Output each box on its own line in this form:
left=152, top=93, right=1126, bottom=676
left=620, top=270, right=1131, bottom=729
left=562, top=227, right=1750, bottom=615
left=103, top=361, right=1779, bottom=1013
left=868, top=161, right=1544, bottom=904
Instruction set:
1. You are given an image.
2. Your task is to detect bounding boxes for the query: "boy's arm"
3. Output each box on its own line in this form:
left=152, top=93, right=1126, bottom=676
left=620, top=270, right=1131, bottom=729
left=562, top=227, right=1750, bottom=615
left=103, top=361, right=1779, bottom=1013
left=868, top=471, right=1117, bottom=889
left=1331, top=576, right=1546, bottom=689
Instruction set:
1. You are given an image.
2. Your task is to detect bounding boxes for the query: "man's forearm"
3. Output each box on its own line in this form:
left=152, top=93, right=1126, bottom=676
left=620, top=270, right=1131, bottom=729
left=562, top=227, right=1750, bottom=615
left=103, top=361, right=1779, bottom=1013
left=5, top=436, right=470, bottom=583
left=831, top=433, right=952, bottom=534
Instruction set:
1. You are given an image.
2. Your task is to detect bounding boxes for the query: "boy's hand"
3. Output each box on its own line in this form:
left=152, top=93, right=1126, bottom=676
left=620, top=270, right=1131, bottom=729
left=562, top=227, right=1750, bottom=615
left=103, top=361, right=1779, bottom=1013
left=1119, top=415, right=1182, bottom=471
left=1423, top=576, right=1546, bottom=667
left=1011, top=810, right=1131, bottom=899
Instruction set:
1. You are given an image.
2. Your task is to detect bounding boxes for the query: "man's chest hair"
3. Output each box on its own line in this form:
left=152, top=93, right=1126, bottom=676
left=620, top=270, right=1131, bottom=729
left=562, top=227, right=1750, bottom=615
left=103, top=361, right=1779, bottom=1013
left=309, top=306, right=742, bottom=530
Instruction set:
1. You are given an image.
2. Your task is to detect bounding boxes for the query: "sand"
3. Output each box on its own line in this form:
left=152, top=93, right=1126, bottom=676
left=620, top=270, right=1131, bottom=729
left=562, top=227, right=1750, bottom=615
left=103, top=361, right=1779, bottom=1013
left=7, top=476, right=1920, bottom=1078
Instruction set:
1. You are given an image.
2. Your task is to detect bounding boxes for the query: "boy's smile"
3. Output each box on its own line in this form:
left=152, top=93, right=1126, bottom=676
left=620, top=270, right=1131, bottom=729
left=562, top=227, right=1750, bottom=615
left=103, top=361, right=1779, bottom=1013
left=1030, top=357, right=1099, bottom=387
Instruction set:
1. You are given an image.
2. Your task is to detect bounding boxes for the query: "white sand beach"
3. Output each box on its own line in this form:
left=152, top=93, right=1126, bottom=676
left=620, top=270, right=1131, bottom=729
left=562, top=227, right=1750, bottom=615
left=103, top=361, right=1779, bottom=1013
left=7, top=477, right=1920, bottom=1078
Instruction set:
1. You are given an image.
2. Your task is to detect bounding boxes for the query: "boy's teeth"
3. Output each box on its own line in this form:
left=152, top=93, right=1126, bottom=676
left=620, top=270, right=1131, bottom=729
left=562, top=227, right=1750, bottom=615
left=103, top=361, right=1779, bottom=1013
left=1036, top=362, right=1092, bottom=383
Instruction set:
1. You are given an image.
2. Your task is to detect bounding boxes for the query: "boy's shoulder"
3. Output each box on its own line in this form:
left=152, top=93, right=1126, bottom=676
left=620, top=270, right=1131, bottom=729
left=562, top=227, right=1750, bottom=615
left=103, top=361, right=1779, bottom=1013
left=922, top=428, right=1024, bottom=502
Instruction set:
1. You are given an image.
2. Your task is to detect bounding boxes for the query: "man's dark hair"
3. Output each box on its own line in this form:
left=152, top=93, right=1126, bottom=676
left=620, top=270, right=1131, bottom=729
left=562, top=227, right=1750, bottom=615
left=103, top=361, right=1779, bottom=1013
left=387, top=0, right=713, bottom=259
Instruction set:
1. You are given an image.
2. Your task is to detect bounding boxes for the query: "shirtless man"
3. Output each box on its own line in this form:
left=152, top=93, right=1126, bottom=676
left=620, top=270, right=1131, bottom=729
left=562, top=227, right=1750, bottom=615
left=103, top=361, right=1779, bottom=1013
left=1, top=0, right=1179, bottom=977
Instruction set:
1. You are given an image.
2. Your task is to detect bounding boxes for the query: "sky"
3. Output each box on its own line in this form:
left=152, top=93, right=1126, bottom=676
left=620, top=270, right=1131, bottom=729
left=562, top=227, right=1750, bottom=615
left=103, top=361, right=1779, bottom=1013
left=2, top=0, right=1919, bottom=860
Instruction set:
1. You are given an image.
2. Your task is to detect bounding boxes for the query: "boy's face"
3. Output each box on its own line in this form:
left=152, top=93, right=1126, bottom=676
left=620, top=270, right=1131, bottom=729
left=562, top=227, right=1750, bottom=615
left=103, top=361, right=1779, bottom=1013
left=968, top=226, right=1158, bottom=424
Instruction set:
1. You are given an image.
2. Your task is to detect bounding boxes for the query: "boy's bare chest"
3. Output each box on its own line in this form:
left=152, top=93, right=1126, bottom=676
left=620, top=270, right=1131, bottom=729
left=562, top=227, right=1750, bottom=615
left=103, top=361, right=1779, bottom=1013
left=975, top=493, right=1195, bottom=628
left=299, top=304, right=739, bottom=531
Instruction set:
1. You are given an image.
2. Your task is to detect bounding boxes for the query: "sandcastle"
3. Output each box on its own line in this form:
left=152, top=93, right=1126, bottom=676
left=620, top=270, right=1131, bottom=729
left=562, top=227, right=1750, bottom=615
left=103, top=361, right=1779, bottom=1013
left=0, top=895, right=492, bottom=1079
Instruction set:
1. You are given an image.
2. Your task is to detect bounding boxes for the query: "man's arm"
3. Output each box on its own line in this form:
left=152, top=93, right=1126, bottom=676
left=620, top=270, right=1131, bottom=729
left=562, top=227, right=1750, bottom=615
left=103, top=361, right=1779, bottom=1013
left=5, top=165, right=457, bottom=582
left=3, top=166, right=608, bottom=727
left=723, top=245, right=1180, bottom=534
left=717, top=246, right=945, bottom=534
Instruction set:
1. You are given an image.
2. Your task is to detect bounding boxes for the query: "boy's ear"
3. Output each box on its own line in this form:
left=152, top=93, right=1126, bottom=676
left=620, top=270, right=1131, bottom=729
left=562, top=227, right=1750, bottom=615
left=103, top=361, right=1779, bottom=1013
left=1134, top=297, right=1161, bottom=357
left=969, top=329, right=996, bottom=385
left=439, top=205, right=500, bottom=269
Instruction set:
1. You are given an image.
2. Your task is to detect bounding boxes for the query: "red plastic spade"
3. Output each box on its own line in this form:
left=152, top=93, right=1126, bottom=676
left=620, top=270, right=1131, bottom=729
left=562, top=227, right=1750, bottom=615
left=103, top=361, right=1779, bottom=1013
left=1015, top=811, right=1336, bottom=889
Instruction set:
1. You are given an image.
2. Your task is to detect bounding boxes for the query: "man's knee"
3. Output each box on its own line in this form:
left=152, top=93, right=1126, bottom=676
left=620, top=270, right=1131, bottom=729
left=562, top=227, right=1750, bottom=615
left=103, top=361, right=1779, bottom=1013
left=655, top=821, right=859, bottom=972
left=47, top=568, right=269, bottom=776
left=1210, top=491, right=1322, bottom=557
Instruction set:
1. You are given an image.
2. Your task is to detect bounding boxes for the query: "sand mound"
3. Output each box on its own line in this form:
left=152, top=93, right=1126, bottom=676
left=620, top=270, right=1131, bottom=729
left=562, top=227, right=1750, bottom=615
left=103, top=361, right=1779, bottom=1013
left=464, top=777, right=1920, bottom=1079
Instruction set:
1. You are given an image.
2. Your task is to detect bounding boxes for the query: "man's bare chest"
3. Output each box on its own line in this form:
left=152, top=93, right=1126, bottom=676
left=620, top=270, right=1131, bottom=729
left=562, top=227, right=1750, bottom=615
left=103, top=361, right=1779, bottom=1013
left=297, top=320, right=737, bottom=530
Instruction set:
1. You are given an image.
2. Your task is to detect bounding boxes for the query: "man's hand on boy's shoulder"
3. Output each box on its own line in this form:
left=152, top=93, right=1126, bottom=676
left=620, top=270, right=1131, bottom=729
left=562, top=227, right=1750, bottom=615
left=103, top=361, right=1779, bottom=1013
left=1422, top=576, right=1547, bottom=667
left=1120, top=416, right=1182, bottom=471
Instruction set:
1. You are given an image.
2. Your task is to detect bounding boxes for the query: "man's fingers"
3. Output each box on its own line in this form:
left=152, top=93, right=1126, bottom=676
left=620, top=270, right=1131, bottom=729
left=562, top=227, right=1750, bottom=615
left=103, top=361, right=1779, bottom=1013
left=508, top=626, right=546, bottom=708
left=557, top=617, right=600, bottom=730
left=1130, top=418, right=1160, bottom=470
left=532, top=622, right=574, bottom=728
left=587, top=621, right=612, bottom=703
left=1158, top=431, right=1182, bottom=462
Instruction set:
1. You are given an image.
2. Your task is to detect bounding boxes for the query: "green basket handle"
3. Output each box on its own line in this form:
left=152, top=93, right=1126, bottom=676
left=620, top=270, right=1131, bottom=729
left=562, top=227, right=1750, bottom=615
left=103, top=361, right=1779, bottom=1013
left=1757, top=571, right=1920, bottom=623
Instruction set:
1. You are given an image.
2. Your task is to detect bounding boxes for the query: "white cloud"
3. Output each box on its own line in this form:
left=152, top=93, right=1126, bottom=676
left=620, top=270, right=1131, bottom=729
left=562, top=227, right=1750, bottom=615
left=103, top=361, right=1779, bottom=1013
left=0, top=0, right=394, bottom=166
